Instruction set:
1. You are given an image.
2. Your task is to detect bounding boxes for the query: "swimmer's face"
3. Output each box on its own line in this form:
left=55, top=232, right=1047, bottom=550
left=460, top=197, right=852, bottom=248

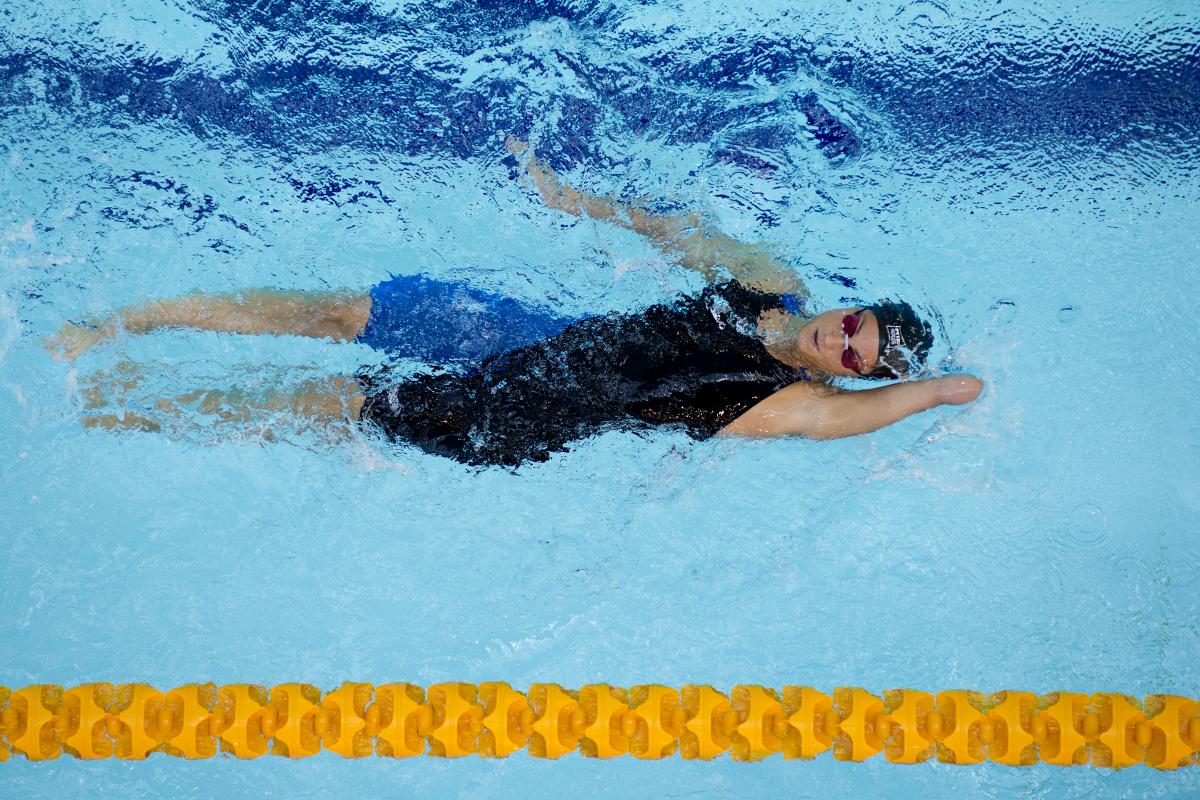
left=796, top=308, right=881, bottom=377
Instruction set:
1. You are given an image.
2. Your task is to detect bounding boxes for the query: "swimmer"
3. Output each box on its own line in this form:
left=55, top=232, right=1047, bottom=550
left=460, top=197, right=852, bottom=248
left=47, top=137, right=983, bottom=465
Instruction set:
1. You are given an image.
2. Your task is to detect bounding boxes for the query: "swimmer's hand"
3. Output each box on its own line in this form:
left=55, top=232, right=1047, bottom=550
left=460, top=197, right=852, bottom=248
left=504, top=134, right=528, bottom=156
left=44, top=317, right=120, bottom=362
left=935, top=375, right=984, bottom=405
left=505, top=134, right=591, bottom=217
left=504, top=133, right=806, bottom=296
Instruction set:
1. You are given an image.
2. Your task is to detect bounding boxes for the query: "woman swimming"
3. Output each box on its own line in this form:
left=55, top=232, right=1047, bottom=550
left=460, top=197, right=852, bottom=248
left=47, top=138, right=983, bottom=466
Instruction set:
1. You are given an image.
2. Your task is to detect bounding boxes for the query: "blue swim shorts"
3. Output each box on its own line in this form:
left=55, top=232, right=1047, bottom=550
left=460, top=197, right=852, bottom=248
left=355, top=274, right=579, bottom=363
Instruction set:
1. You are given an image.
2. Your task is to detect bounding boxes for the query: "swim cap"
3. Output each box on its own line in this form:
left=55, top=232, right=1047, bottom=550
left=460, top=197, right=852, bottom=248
left=863, top=301, right=934, bottom=379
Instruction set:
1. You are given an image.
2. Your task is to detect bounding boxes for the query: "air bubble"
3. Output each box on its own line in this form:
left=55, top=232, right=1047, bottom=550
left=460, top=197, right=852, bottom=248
left=991, top=300, right=1017, bottom=325
left=1067, top=503, right=1109, bottom=549
left=1057, top=306, right=1077, bottom=323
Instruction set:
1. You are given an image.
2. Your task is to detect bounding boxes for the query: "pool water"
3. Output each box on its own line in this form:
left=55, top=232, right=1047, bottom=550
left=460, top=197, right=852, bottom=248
left=2, top=0, right=1199, bottom=796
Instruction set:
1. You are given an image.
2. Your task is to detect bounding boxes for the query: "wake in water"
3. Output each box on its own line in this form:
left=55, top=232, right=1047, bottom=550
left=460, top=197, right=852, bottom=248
left=3, top=3, right=1196, bottom=177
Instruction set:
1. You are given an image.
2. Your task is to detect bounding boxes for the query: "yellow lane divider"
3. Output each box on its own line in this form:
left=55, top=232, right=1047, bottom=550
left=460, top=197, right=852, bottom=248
left=1, top=683, right=1197, bottom=768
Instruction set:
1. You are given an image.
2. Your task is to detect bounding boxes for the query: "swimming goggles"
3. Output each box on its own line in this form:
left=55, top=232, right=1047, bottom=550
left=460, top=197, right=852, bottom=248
left=841, top=310, right=866, bottom=374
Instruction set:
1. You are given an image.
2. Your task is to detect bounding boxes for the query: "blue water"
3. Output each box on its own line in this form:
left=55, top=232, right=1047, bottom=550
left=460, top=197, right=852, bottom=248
left=2, top=0, right=1199, bottom=796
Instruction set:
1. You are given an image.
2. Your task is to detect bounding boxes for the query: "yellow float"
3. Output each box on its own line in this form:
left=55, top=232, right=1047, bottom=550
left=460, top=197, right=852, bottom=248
left=1, top=683, right=1196, bottom=768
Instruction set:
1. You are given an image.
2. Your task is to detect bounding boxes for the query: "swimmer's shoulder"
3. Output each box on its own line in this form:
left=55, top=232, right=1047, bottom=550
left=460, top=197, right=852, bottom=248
left=719, top=379, right=835, bottom=438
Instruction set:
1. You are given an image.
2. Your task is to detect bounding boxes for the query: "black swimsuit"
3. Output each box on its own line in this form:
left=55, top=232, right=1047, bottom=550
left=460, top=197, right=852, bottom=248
left=357, top=281, right=807, bottom=466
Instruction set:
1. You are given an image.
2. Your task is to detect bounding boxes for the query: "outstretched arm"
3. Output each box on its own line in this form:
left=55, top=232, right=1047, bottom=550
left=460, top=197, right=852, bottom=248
left=721, top=375, right=984, bottom=439
left=507, top=137, right=806, bottom=296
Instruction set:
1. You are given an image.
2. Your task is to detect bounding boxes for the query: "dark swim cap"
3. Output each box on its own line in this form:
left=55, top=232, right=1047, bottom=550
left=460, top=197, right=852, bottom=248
left=863, top=301, right=934, bottom=379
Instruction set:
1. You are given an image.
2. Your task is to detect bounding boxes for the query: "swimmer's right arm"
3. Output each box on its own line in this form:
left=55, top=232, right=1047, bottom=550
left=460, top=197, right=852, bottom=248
left=507, top=136, right=806, bottom=297
left=720, top=375, right=984, bottom=440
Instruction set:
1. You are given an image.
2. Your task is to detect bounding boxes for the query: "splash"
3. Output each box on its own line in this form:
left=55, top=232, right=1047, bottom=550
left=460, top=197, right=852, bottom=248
left=0, top=292, right=20, bottom=368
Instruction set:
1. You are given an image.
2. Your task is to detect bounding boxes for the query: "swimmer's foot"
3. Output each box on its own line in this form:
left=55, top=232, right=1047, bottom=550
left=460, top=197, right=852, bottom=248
left=80, top=360, right=145, bottom=409
left=45, top=317, right=119, bottom=362
left=82, top=412, right=161, bottom=433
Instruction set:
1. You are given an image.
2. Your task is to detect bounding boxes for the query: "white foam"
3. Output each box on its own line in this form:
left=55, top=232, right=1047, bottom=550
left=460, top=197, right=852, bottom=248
left=4, top=219, right=35, bottom=244
left=0, top=292, right=20, bottom=367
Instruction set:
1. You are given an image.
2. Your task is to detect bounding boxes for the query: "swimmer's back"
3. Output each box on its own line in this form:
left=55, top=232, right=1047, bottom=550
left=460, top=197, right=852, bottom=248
left=357, top=281, right=806, bottom=465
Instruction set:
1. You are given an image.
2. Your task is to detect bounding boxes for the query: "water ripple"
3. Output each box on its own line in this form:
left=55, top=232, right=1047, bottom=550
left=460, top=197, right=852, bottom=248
left=1066, top=502, right=1109, bottom=550
left=3, top=1, right=1193, bottom=212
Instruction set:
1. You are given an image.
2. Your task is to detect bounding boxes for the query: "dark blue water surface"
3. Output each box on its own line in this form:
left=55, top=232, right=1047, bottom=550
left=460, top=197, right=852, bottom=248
left=4, top=1, right=1197, bottom=179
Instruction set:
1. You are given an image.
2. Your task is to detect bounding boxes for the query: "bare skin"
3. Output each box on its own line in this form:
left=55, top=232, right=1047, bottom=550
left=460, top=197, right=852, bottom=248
left=506, top=136, right=807, bottom=297
left=505, top=136, right=848, bottom=374
left=721, top=374, right=983, bottom=439
left=46, top=289, right=372, bottom=362
left=52, top=137, right=983, bottom=444
left=505, top=136, right=983, bottom=437
left=48, top=291, right=372, bottom=432
left=79, top=362, right=363, bottom=439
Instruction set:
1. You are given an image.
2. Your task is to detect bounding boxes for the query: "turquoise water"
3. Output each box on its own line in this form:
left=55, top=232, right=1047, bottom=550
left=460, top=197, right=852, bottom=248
left=2, top=0, right=1199, bottom=796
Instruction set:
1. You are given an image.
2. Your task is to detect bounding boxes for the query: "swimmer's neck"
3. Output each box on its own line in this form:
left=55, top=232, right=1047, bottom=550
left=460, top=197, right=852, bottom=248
left=766, top=339, right=820, bottom=375
left=759, top=309, right=820, bottom=375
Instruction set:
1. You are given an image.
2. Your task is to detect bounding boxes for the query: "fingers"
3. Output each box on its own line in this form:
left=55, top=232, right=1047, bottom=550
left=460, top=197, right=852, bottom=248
left=505, top=134, right=542, bottom=180
left=505, top=136, right=584, bottom=216
left=504, top=133, right=528, bottom=155
left=505, top=134, right=550, bottom=179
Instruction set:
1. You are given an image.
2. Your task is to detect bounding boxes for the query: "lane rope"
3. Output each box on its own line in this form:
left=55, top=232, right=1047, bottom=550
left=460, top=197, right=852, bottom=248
left=1, top=683, right=1197, bottom=767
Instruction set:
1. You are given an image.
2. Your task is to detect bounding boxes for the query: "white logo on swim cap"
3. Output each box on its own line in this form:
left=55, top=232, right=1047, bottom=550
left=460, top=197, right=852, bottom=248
left=887, top=324, right=904, bottom=349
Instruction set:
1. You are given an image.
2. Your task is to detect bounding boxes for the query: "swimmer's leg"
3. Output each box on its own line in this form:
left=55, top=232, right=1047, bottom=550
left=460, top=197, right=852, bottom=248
left=47, top=290, right=372, bottom=362
left=82, top=371, right=365, bottom=442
